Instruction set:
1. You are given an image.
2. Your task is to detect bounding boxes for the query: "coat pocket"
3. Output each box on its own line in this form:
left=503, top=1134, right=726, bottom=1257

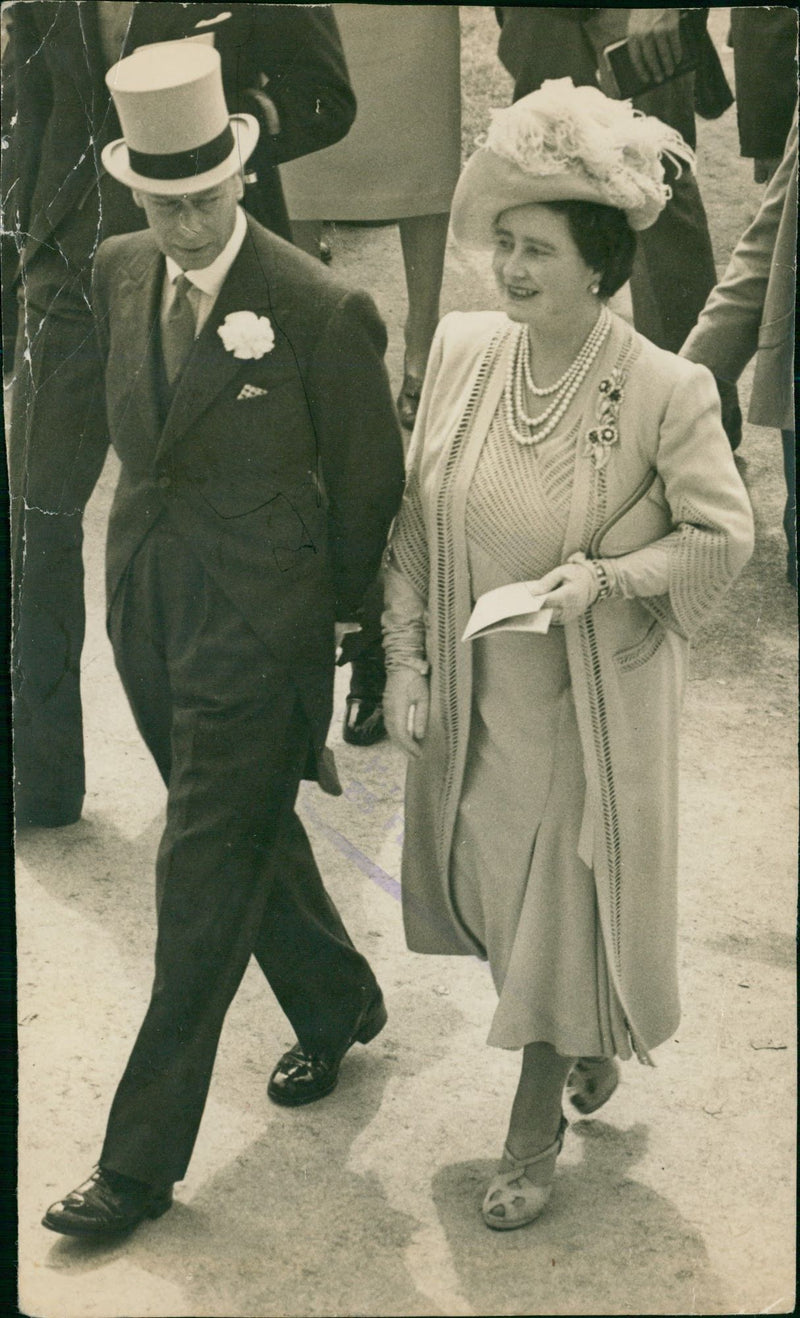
left=613, top=616, right=665, bottom=672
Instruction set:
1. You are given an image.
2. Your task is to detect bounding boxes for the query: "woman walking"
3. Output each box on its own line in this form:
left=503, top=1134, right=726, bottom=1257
left=383, top=79, right=754, bottom=1230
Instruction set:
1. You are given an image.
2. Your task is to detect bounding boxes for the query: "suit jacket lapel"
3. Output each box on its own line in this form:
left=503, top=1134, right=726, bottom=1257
left=155, top=224, right=277, bottom=462
left=109, top=244, right=164, bottom=451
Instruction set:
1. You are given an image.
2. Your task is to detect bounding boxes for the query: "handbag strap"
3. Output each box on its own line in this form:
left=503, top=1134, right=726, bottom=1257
left=588, top=467, right=658, bottom=559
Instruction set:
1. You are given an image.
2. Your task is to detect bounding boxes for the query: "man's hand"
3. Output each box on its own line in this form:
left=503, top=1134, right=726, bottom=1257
left=383, top=668, right=430, bottom=759
left=626, top=9, right=682, bottom=86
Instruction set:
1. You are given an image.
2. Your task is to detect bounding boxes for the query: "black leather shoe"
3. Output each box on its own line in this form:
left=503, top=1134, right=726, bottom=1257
left=42, top=1167, right=173, bottom=1237
left=268, top=989, right=388, bottom=1107
left=342, top=695, right=387, bottom=746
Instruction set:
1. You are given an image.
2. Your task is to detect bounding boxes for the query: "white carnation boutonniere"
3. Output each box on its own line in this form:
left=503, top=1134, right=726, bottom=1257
left=218, top=310, right=275, bottom=360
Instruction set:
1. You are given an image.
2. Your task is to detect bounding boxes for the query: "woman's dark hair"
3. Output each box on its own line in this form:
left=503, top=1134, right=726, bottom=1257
left=548, top=200, right=637, bottom=299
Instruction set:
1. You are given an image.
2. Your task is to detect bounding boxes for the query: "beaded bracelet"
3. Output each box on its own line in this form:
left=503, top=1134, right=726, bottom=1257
left=592, top=559, right=612, bottom=601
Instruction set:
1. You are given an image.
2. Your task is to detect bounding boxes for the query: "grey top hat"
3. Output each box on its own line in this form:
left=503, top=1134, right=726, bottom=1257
left=101, top=41, right=259, bottom=195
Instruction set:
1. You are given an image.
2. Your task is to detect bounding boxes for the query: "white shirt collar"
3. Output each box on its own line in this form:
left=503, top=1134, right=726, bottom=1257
left=165, top=205, right=247, bottom=299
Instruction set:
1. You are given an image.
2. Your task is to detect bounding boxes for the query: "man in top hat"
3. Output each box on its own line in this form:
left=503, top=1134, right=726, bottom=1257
left=3, top=0, right=356, bottom=831
left=42, top=41, right=404, bottom=1238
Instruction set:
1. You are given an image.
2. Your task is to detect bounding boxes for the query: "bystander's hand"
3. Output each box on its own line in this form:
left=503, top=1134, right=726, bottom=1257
left=626, top=8, right=682, bottom=85
left=384, top=667, right=430, bottom=758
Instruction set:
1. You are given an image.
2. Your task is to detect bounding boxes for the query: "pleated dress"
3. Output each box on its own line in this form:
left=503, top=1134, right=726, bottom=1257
left=451, top=401, right=629, bottom=1056
left=279, top=4, right=462, bottom=221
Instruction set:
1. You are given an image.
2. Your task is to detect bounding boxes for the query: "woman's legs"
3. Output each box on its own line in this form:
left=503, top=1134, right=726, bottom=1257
left=502, top=1042, right=575, bottom=1168
left=398, top=212, right=449, bottom=379
left=482, top=1042, right=575, bottom=1228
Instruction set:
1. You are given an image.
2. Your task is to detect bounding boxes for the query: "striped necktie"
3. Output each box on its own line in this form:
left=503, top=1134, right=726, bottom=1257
left=162, top=274, right=197, bottom=386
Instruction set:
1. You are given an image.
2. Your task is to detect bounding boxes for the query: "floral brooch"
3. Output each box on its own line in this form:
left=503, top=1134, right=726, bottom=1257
left=218, top=311, right=275, bottom=360
left=583, top=368, right=627, bottom=469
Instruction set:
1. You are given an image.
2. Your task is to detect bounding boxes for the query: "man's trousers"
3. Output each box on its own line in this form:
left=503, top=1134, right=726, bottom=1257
left=9, top=259, right=110, bottom=823
left=100, top=521, right=379, bottom=1186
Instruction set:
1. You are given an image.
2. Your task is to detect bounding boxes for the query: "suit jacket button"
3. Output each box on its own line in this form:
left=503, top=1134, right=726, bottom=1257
left=158, top=475, right=171, bottom=489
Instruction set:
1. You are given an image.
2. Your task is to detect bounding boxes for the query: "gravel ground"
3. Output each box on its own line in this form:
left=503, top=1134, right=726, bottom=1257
left=15, top=9, right=796, bottom=1317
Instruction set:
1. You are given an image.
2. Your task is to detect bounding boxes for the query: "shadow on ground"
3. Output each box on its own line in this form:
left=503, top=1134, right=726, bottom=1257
left=16, top=807, right=164, bottom=965
left=38, top=1054, right=442, bottom=1318
left=432, top=1121, right=725, bottom=1316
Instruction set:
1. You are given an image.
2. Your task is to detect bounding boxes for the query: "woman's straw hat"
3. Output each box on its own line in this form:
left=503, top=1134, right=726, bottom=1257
left=101, top=41, right=259, bottom=196
left=451, top=77, right=695, bottom=246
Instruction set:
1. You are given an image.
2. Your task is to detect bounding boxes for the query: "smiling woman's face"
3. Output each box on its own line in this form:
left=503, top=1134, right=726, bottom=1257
left=492, top=203, right=599, bottom=330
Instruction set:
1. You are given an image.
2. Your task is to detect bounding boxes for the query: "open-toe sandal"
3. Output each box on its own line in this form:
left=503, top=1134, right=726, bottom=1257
left=566, top=1057, right=619, bottom=1115
left=482, top=1115, right=567, bottom=1231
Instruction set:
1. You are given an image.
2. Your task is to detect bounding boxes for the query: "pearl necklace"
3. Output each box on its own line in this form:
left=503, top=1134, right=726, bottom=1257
left=503, top=308, right=611, bottom=446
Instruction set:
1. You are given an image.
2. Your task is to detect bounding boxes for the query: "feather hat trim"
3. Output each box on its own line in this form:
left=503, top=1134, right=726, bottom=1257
left=451, top=77, right=695, bottom=246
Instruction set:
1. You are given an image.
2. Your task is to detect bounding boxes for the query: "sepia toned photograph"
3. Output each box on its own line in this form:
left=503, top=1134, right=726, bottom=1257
left=3, top=4, right=797, bottom=1315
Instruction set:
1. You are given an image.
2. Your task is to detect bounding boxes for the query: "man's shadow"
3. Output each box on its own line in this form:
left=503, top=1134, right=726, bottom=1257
left=16, top=808, right=165, bottom=967
left=431, top=1120, right=726, bottom=1315
left=40, top=1053, right=437, bottom=1318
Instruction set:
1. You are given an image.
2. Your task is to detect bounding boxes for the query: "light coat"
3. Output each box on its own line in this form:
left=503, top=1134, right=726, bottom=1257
left=682, top=119, right=798, bottom=431
left=387, top=310, right=754, bottom=1059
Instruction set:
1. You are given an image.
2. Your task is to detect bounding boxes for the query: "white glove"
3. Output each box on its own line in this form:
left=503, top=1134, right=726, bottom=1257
left=383, top=667, right=430, bottom=759
left=528, top=552, right=600, bottom=625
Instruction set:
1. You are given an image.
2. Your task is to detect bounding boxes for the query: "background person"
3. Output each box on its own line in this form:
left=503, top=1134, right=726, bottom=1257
left=382, top=79, right=754, bottom=1232
left=3, top=0, right=356, bottom=828
left=281, top=4, right=461, bottom=430
left=729, top=7, right=798, bottom=184
left=683, top=116, right=798, bottom=589
left=280, top=3, right=462, bottom=748
left=41, top=40, right=404, bottom=1239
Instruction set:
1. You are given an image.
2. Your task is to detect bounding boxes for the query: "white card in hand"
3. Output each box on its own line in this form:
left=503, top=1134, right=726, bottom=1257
left=462, top=582, right=553, bottom=641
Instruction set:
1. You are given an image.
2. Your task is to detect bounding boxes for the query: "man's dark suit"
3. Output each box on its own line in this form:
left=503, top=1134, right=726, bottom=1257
left=3, top=1, right=356, bottom=824
left=90, top=214, right=404, bottom=1185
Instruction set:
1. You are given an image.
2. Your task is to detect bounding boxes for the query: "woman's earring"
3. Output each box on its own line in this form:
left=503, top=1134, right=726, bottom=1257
left=590, top=281, right=600, bottom=296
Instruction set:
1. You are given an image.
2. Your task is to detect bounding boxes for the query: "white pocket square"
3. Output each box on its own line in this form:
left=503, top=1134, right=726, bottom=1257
left=237, top=383, right=269, bottom=401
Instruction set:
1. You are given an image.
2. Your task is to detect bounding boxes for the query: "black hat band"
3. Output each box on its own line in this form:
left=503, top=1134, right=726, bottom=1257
left=127, top=123, right=235, bottom=181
